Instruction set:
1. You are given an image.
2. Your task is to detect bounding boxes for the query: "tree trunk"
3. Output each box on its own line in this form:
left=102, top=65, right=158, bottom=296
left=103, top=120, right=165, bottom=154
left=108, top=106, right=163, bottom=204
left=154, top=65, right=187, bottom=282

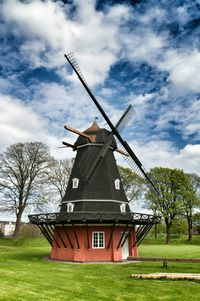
left=13, top=210, right=23, bottom=239
left=165, top=217, right=171, bottom=244
left=187, top=216, right=193, bottom=241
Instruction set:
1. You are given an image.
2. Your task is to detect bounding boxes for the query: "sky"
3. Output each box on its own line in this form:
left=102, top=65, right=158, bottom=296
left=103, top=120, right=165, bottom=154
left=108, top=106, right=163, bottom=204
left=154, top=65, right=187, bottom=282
left=0, top=0, right=200, bottom=179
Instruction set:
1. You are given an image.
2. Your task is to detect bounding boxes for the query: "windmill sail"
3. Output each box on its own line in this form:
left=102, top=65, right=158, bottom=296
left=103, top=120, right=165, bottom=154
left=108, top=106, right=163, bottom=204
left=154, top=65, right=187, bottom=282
left=77, top=144, right=102, bottom=180
left=115, top=104, right=136, bottom=133
left=64, top=52, right=158, bottom=193
left=81, top=134, right=113, bottom=183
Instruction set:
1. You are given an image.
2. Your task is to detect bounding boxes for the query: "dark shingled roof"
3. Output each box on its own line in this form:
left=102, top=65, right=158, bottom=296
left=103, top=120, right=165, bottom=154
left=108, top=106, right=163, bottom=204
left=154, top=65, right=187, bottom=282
left=60, top=121, right=129, bottom=215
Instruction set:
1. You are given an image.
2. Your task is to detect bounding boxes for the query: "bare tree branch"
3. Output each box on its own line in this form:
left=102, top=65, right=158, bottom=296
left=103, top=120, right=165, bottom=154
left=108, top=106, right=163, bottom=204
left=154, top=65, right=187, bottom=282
left=0, top=142, right=52, bottom=238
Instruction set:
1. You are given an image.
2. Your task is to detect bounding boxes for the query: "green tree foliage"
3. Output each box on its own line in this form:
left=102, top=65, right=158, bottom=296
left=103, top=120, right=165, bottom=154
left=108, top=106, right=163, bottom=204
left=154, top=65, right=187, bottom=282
left=145, top=167, right=193, bottom=244
left=183, top=173, right=200, bottom=240
left=171, top=216, right=188, bottom=237
left=118, top=166, right=144, bottom=202
left=193, top=212, right=200, bottom=234
left=0, top=142, right=52, bottom=239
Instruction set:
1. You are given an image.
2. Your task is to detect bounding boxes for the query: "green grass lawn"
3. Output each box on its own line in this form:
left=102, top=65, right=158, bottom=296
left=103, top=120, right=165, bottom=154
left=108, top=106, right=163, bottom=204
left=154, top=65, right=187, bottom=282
left=140, top=243, right=200, bottom=258
left=1, top=237, right=200, bottom=301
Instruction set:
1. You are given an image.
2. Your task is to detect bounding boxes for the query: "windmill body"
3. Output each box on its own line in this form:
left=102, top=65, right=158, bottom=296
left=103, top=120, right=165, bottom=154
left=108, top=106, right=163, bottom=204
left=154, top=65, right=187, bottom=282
left=61, top=121, right=129, bottom=213
left=29, top=53, right=160, bottom=262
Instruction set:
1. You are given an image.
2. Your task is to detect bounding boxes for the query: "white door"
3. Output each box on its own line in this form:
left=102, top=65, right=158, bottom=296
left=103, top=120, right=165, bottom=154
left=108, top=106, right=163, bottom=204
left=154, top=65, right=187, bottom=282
left=122, top=237, right=129, bottom=260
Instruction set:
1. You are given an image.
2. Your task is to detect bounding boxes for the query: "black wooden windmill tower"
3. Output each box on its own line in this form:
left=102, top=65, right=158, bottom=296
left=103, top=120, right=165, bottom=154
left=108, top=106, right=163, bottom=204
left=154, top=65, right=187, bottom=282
left=29, top=53, right=160, bottom=262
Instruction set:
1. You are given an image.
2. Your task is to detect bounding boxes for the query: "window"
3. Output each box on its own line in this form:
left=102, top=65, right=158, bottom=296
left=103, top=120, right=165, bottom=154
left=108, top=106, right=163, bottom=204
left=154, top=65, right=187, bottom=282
left=72, top=178, right=79, bottom=189
left=120, top=203, right=126, bottom=213
left=114, top=179, right=120, bottom=190
left=67, top=202, right=74, bottom=212
left=92, top=232, right=105, bottom=249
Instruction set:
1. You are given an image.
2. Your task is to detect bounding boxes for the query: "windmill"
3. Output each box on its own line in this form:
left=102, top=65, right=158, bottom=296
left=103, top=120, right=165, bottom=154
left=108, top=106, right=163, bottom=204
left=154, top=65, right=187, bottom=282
left=29, top=53, right=160, bottom=262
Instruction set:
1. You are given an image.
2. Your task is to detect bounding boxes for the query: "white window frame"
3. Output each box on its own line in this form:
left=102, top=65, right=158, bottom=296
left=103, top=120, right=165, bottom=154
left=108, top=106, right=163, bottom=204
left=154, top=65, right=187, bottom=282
left=67, top=202, right=74, bottom=212
left=120, top=203, right=126, bottom=213
left=72, top=178, right=79, bottom=189
left=114, top=179, right=120, bottom=190
left=92, top=231, right=105, bottom=249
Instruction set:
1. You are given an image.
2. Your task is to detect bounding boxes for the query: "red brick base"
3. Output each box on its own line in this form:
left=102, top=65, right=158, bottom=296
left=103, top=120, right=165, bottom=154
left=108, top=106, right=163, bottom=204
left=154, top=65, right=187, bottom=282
left=50, top=225, right=138, bottom=262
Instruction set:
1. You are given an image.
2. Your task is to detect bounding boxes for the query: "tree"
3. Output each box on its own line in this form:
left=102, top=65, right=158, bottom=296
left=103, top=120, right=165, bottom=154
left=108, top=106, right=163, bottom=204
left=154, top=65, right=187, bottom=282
left=183, top=173, right=200, bottom=241
left=118, top=166, right=144, bottom=202
left=0, top=142, right=51, bottom=239
left=145, top=167, right=190, bottom=244
left=47, top=158, right=73, bottom=203
left=193, top=212, right=200, bottom=234
left=171, top=216, right=187, bottom=238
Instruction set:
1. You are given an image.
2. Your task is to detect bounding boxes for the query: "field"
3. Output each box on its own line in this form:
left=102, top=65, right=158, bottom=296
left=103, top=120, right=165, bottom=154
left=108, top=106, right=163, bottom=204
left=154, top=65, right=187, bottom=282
left=1, top=237, right=200, bottom=301
left=140, top=236, right=200, bottom=258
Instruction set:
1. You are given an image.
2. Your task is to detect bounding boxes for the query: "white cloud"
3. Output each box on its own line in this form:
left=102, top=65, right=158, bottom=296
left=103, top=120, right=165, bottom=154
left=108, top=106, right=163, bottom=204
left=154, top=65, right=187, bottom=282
left=30, top=81, right=100, bottom=130
left=2, top=0, right=68, bottom=49
left=169, top=51, right=200, bottom=93
left=0, top=94, right=46, bottom=146
left=158, top=49, right=200, bottom=93
left=178, top=144, right=200, bottom=158
left=123, top=29, right=165, bottom=63
left=176, top=6, right=189, bottom=24
left=0, top=94, right=65, bottom=158
left=128, top=140, right=200, bottom=176
left=129, top=93, right=155, bottom=106
left=3, top=0, right=199, bottom=95
left=0, top=78, right=129, bottom=160
left=117, top=5, right=200, bottom=96
left=153, top=94, right=200, bottom=141
left=0, top=77, right=12, bottom=92
left=174, top=144, right=200, bottom=175
left=2, top=0, right=129, bottom=86
left=185, top=123, right=200, bottom=136
left=125, top=32, right=200, bottom=95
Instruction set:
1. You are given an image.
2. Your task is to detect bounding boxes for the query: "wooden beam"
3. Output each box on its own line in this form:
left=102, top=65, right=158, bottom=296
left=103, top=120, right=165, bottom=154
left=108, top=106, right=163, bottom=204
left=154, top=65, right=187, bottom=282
left=55, top=226, right=67, bottom=249
left=133, top=224, right=151, bottom=247
left=38, top=225, right=52, bottom=246
left=137, top=225, right=149, bottom=242
left=86, top=223, right=90, bottom=249
left=44, top=225, right=54, bottom=241
left=115, top=148, right=129, bottom=157
left=121, top=226, right=133, bottom=248
left=48, top=225, right=61, bottom=248
left=107, top=223, right=115, bottom=249
left=117, top=224, right=129, bottom=249
left=136, top=225, right=143, bottom=237
left=64, top=125, right=92, bottom=141
left=62, top=224, right=74, bottom=249
left=62, top=141, right=76, bottom=149
left=136, top=224, right=153, bottom=247
left=72, top=224, right=80, bottom=250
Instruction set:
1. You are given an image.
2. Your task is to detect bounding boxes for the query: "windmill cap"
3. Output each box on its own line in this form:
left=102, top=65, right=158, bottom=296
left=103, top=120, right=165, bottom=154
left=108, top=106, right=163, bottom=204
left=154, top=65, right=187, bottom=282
left=84, top=120, right=102, bottom=133
left=74, top=120, right=117, bottom=149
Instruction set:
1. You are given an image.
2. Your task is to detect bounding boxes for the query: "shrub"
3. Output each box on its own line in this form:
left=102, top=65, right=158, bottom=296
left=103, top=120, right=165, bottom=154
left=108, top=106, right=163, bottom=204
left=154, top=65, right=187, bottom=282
left=19, top=223, right=41, bottom=238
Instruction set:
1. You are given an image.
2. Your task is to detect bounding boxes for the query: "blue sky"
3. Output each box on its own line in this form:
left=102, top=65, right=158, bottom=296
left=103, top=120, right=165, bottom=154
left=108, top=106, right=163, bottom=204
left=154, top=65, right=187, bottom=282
left=0, top=0, right=200, bottom=176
